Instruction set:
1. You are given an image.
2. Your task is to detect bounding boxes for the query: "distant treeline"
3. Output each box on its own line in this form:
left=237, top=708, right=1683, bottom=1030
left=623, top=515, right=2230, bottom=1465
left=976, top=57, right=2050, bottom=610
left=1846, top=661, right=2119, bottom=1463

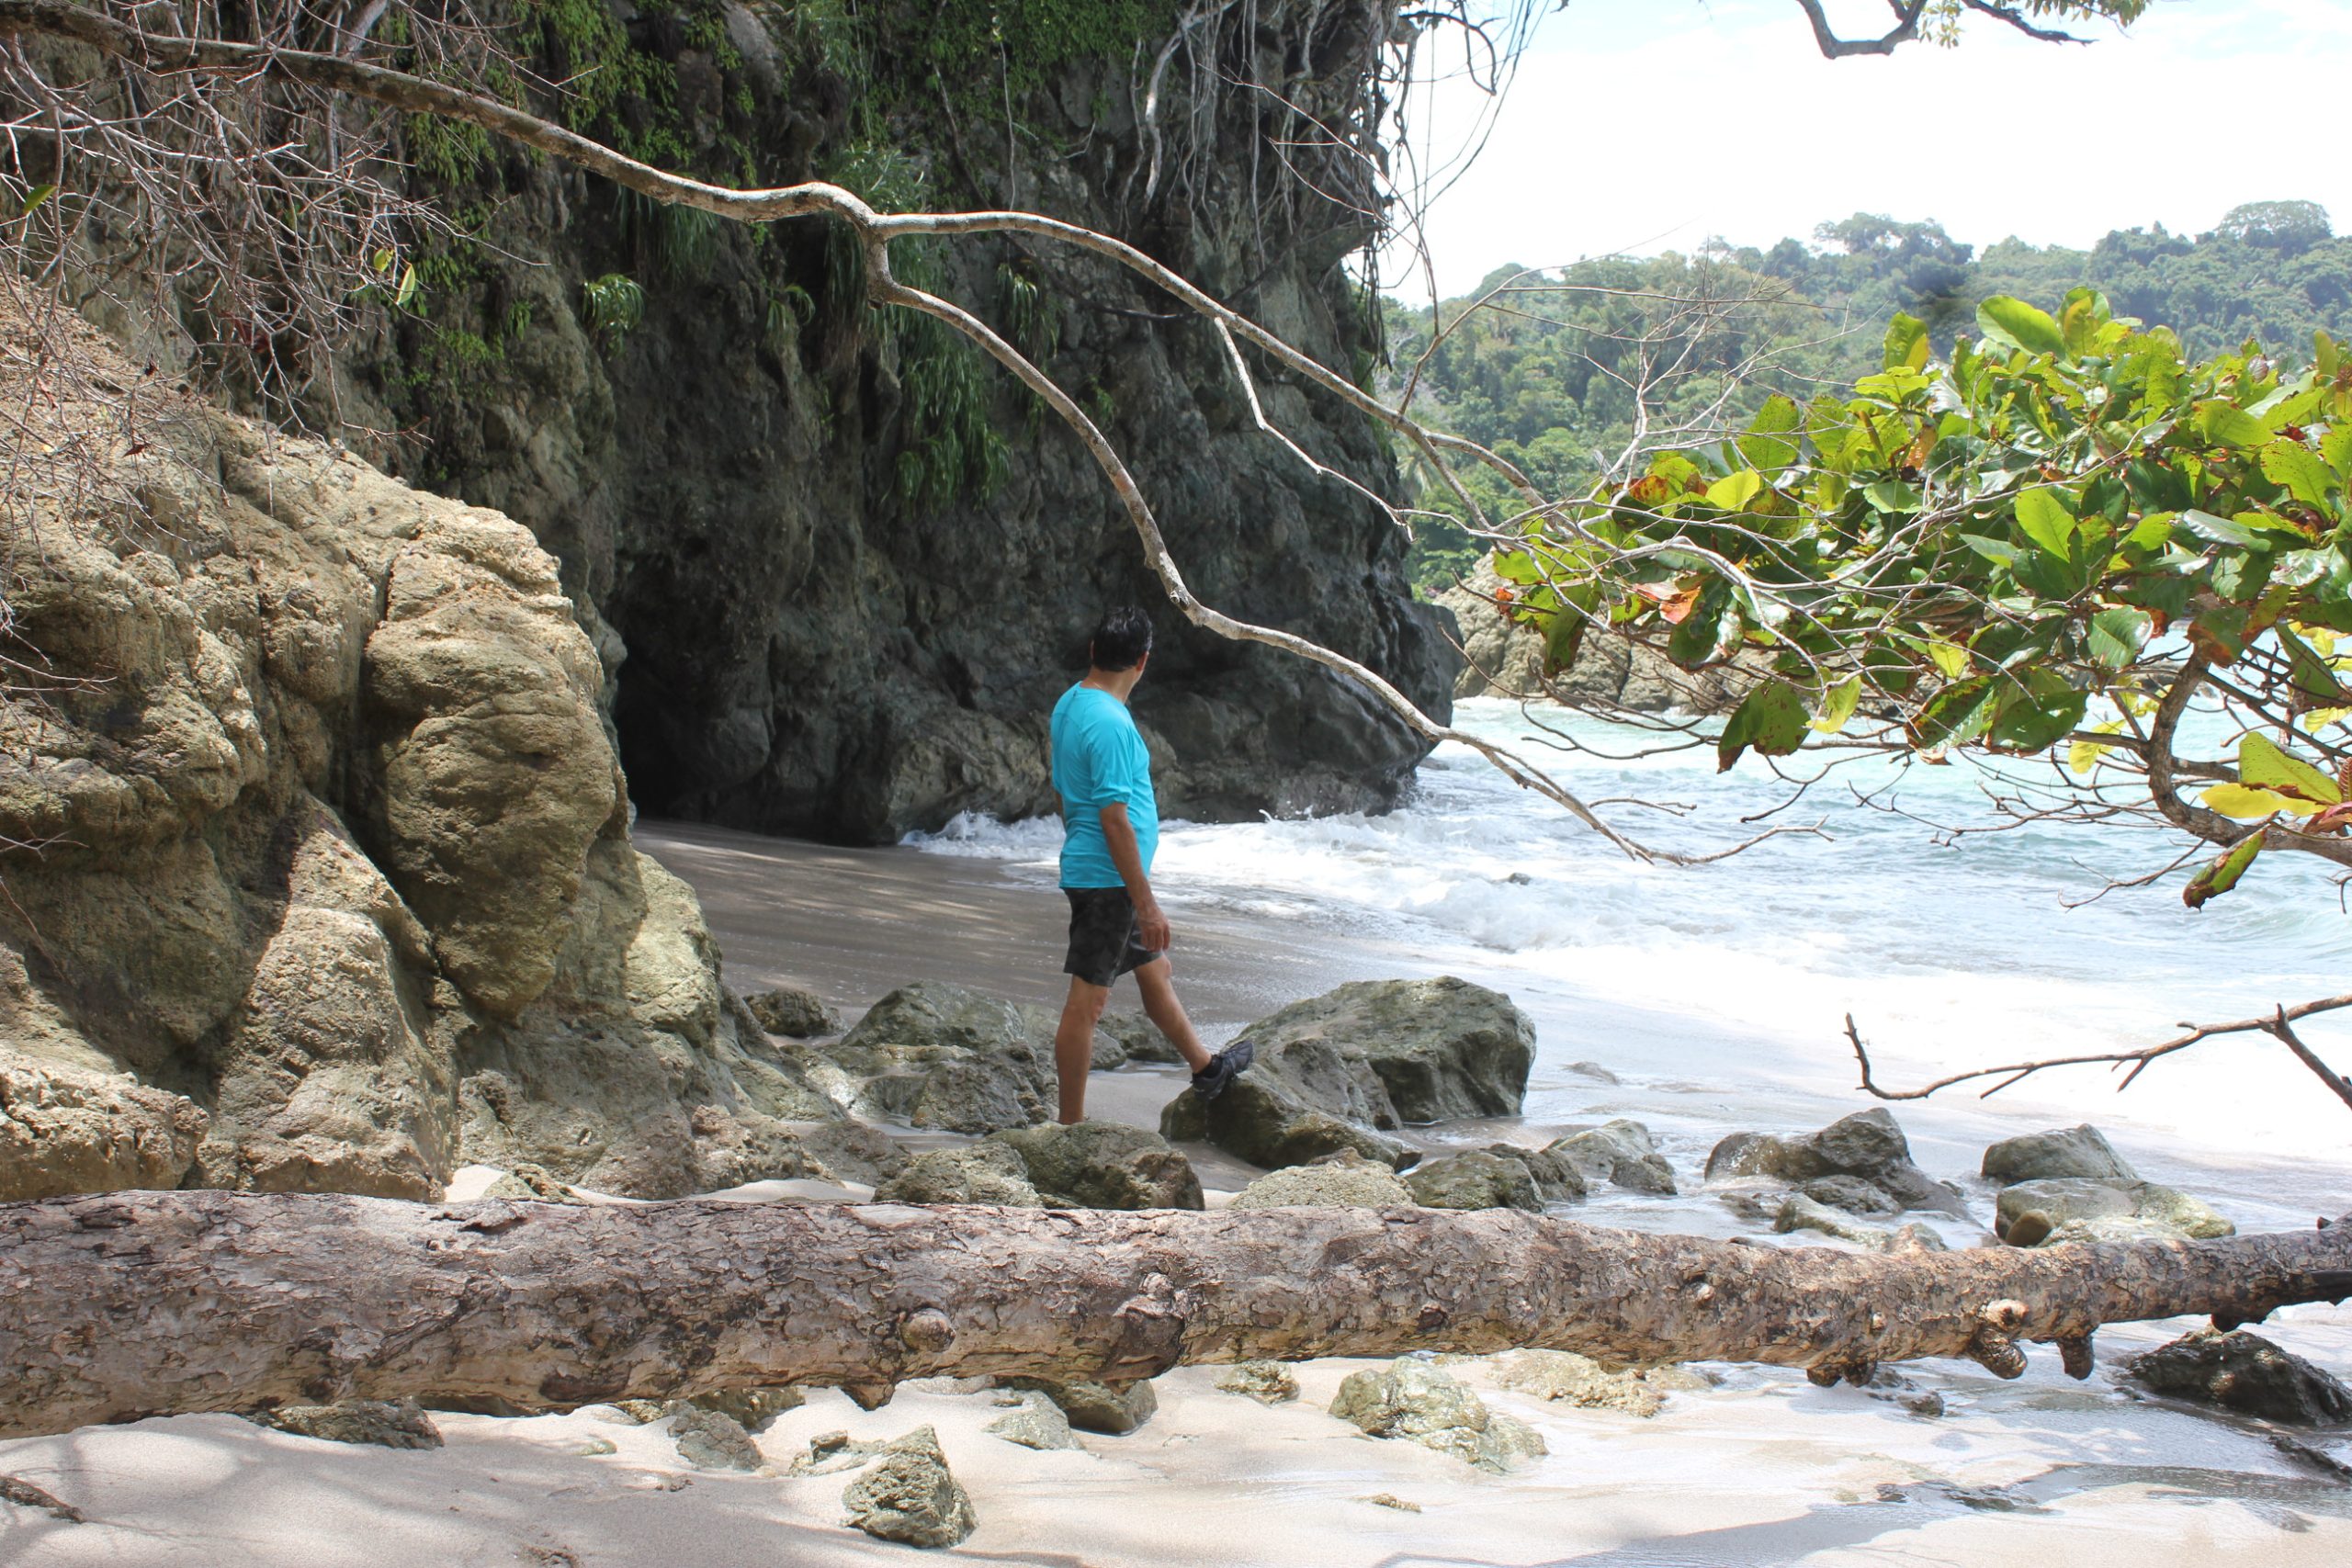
left=1386, top=200, right=2348, bottom=588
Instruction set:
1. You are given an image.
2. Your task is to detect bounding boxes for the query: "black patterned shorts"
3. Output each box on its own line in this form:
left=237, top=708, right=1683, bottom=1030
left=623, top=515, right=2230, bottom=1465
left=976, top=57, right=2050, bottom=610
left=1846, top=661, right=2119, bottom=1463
left=1063, top=887, right=1159, bottom=987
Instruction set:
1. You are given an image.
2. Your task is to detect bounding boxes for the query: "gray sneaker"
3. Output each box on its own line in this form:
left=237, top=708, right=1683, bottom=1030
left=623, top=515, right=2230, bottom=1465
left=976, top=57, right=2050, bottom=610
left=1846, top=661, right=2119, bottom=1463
left=1191, top=1039, right=1254, bottom=1100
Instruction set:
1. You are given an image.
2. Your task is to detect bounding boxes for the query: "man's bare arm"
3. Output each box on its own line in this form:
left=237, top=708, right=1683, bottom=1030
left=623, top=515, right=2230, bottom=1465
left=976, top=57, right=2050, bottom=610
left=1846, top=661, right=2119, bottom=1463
left=1097, top=803, right=1170, bottom=952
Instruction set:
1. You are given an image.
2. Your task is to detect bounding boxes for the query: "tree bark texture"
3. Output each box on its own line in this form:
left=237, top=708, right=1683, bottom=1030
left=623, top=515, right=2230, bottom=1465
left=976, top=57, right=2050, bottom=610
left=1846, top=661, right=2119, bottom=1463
left=5, top=1192, right=2351, bottom=1439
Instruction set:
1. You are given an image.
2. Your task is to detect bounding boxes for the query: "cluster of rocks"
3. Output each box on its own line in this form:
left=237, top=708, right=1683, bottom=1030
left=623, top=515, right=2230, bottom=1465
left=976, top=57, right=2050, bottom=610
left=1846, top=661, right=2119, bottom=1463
left=1979, top=1124, right=2234, bottom=1247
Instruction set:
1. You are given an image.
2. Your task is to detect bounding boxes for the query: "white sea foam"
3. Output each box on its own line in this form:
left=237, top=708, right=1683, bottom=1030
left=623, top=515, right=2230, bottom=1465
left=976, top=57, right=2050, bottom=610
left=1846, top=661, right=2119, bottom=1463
left=906, top=698, right=2352, bottom=1166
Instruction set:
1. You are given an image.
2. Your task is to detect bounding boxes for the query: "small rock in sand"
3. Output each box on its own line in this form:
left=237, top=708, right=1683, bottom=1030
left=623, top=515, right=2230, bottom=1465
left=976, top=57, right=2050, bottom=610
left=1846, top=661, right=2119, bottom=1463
left=1359, top=1492, right=1422, bottom=1512
left=1489, top=1350, right=1702, bottom=1416
left=571, top=1438, right=619, bottom=1456
left=666, top=1404, right=762, bottom=1472
left=684, top=1385, right=805, bottom=1432
left=481, top=1162, right=582, bottom=1203
left=984, top=1394, right=1084, bottom=1451
left=1003, top=1376, right=1158, bottom=1434
left=1, top=1475, right=85, bottom=1522
left=841, top=1427, right=977, bottom=1549
left=1566, top=1061, right=1621, bottom=1084
left=1216, top=1361, right=1302, bottom=1404
left=249, top=1399, right=442, bottom=1450
left=606, top=1400, right=669, bottom=1425
left=1229, top=1152, right=1413, bottom=1209
left=1330, top=1359, right=1548, bottom=1473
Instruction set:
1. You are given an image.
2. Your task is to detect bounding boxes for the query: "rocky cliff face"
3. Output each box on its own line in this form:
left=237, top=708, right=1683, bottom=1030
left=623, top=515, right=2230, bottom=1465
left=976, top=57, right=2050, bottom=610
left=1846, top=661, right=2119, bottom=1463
left=345, top=0, right=1455, bottom=842
left=0, top=307, right=883, bottom=1202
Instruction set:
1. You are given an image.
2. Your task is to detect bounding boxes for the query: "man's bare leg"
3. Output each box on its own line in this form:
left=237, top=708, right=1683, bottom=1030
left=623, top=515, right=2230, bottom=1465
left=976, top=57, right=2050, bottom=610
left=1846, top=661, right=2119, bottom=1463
left=1054, top=976, right=1112, bottom=1124
left=1132, top=957, right=1213, bottom=1074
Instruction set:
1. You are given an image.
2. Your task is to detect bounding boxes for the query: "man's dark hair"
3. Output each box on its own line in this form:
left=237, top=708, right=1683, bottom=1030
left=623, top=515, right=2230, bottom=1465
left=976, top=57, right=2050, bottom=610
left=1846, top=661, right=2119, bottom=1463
left=1089, top=605, right=1154, bottom=671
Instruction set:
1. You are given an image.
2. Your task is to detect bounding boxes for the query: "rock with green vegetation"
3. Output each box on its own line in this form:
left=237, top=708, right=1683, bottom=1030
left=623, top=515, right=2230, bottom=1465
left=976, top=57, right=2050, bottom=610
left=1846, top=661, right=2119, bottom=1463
left=1003, top=1377, right=1158, bottom=1436
left=684, top=1386, right=804, bottom=1433
left=1228, top=1151, right=1415, bottom=1209
left=983, top=1393, right=1083, bottom=1451
left=840, top=1427, right=976, bottom=1549
left=667, top=1404, right=762, bottom=1472
left=1433, top=560, right=1749, bottom=712
left=803, top=982, right=1055, bottom=1134
left=873, top=1143, right=1046, bottom=1207
left=0, top=321, right=873, bottom=1202
left=1996, top=1179, right=2233, bottom=1247
left=1545, top=1121, right=1678, bottom=1195
left=1329, top=1359, right=1548, bottom=1473
left=1216, top=1361, right=1301, bottom=1405
left=988, top=1121, right=1203, bottom=1210
left=2128, top=1328, right=2352, bottom=1425
left=1981, top=1124, right=2138, bottom=1185
left=250, top=1400, right=442, bottom=1450
left=744, top=985, right=842, bottom=1039
left=1404, top=1150, right=1544, bottom=1213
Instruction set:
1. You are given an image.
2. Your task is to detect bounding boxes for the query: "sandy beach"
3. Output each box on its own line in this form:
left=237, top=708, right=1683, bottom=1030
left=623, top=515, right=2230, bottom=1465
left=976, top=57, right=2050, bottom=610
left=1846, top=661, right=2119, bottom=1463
left=6, top=818, right=2349, bottom=1567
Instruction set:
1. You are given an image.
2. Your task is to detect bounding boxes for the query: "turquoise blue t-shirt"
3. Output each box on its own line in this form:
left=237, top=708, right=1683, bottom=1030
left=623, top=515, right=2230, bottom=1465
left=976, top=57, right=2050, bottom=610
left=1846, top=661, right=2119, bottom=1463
left=1050, top=683, right=1158, bottom=889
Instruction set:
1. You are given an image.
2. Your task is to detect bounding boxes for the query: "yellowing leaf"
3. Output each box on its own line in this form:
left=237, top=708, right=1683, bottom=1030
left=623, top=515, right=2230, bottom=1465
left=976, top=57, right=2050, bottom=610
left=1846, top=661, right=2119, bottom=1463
left=1704, top=469, right=1765, bottom=511
left=1923, top=640, right=1970, bottom=680
left=2199, top=783, right=2321, bottom=819
left=1809, top=675, right=1862, bottom=734
left=2066, top=720, right=2122, bottom=775
left=2238, top=732, right=2340, bottom=804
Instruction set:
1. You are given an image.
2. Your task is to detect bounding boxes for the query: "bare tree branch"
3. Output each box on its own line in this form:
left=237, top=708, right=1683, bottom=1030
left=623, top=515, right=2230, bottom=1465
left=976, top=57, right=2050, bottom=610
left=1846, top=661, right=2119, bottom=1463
left=1847, top=995, right=2352, bottom=1108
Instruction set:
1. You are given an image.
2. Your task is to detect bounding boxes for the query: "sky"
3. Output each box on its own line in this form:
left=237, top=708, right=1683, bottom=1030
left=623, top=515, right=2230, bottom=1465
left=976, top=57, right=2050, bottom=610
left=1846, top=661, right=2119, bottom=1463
left=1384, top=0, right=2352, bottom=299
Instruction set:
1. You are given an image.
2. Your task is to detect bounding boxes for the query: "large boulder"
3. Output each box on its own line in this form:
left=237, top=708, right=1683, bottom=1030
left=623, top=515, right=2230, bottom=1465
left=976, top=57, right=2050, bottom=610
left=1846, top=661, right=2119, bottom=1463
left=1228, top=1150, right=1416, bottom=1208
left=2128, top=1329, right=2352, bottom=1425
left=1329, top=1359, right=1547, bottom=1473
left=802, top=981, right=1055, bottom=1134
left=1981, top=1124, right=2139, bottom=1185
left=989, top=1120, right=1203, bottom=1210
left=1241, top=977, right=1535, bottom=1123
left=0, top=319, right=846, bottom=1202
left=1404, top=1150, right=1544, bottom=1212
left=840, top=1427, right=976, bottom=1549
left=1994, top=1178, right=2233, bottom=1247
left=1704, top=1110, right=1963, bottom=1217
left=1546, top=1121, right=1677, bottom=1195
left=1164, top=979, right=1545, bottom=1168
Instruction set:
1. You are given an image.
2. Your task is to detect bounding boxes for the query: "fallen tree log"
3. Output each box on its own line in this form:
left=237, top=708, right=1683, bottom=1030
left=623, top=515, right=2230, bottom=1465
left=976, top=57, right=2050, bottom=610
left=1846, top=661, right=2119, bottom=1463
left=3, top=1191, right=2348, bottom=1439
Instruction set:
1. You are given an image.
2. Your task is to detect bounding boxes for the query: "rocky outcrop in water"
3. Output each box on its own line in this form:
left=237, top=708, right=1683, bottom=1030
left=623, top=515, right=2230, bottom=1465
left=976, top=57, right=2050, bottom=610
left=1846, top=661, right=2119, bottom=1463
left=0, top=310, right=868, bottom=1202
left=344, top=1, right=1454, bottom=844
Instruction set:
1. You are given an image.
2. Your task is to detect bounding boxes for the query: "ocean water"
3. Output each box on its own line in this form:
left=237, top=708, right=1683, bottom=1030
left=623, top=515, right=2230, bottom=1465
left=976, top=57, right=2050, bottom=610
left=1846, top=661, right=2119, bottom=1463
left=909, top=697, right=2352, bottom=1201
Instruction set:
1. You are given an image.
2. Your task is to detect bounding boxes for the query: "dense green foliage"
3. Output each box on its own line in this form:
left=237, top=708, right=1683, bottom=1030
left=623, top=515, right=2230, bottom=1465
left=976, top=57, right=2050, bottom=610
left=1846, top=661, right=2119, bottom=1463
left=1391, top=205, right=2351, bottom=589
left=1484, top=287, right=2352, bottom=903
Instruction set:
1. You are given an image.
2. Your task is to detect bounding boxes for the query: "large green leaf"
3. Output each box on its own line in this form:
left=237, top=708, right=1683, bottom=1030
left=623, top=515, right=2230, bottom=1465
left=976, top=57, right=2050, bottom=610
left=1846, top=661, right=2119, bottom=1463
left=2177, top=508, right=2263, bottom=548
left=2183, top=834, right=2263, bottom=908
left=1909, top=677, right=1996, bottom=748
left=1705, top=469, right=1765, bottom=511
left=1736, top=394, right=1804, bottom=475
left=2261, top=439, right=2336, bottom=510
left=1809, top=675, right=1862, bottom=734
left=2196, top=400, right=2270, bottom=450
left=2086, top=606, right=2151, bottom=669
left=1717, top=680, right=1811, bottom=772
left=2014, top=486, right=2079, bottom=558
left=1990, top=679, right=2087, bottom=753
left=2237, top=731, right=2340, bottom=804
left=1883, top=313, right=1929, bottom=373
left=1976, top=297, right=2066, bottom=358
left=2059, top=288, right=2111, bottom=357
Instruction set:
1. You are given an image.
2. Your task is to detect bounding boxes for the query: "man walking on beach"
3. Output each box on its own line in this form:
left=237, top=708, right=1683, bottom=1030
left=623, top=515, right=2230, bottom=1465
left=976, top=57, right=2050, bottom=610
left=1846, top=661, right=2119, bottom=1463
left=1049, top=607, right=1252, bottom=1123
